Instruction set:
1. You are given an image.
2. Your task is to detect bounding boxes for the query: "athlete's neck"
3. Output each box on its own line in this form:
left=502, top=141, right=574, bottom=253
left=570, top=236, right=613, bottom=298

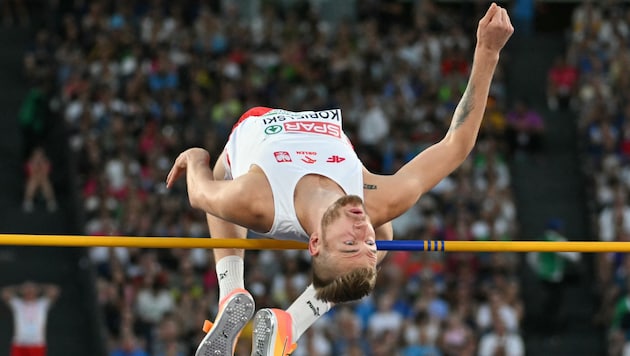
left=294, top=174, right=345, bottom=236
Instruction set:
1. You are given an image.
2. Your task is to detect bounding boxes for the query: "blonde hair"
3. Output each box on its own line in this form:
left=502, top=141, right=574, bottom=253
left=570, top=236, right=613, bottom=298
left=311, top=257, right=376, bottom=303
left=313, top=194, right=376, bottom=303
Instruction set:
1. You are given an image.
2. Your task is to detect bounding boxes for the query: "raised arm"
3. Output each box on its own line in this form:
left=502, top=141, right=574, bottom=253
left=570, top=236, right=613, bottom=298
left=1, top=285, right=16, bottom=304
left=43, top=284, right=60, bottom=302
left=367, top=3, right=513, bottom=226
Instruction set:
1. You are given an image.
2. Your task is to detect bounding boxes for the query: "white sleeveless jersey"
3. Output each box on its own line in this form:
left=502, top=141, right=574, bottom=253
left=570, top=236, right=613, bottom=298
left=224, top=107, right=364, bottom=242
left=9, top=297, right=51, bottom=345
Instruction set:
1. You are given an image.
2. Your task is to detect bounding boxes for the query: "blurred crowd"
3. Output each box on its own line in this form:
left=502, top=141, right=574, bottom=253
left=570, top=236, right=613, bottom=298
left=19, top=0, right=527, bottom=355
left=557, top=1, right=630, bottom=355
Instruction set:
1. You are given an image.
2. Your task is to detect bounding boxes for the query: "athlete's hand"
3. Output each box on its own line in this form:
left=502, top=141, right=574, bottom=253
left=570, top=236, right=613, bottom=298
left=166, top=148, right=210, bottom=189
left=476, top=3, right=514, bottom=54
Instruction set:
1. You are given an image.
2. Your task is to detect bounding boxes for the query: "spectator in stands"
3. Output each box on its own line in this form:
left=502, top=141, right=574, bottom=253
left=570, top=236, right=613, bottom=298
left=331, top=306, right=370, bottom=355
left=599, top=189, right=630, bottom=243
left=476, top=289, right=520, bottom=334
left=357, top=91, right=390, bottom=172
left=135, top=276, right=174, bottom=351
left=22, top=146, right=57, bottom=213
left=547, top=55, right=579, bottom=111
left=1, top=281, right=60, bottom=356
left=505, top=99, right=545, bottom=157
left=18, top=81, right=50, bottom=161
left=478, top=317, right=525, bottom=356
left=440, top=313, right=475, bottom=356
left=367, top=290, right=405, bottom=340
left=151, top=314, right=187, bottom=356
left=504, top=279, right=525, bottom=326
left=401, top=309, right=442, bottom=356
left=109, top=332, right=149, bottom=356
left=482, top=96, right=508, bottom=140
left=571, top=0, right=603, bottom=43
left=528, top=219, right=581, bottom=334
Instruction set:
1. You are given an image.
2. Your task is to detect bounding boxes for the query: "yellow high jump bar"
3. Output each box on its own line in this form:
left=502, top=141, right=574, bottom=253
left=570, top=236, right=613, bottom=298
left=0, top=234, right=308, bottom=250
left=0, top=234, right=629, bottom=252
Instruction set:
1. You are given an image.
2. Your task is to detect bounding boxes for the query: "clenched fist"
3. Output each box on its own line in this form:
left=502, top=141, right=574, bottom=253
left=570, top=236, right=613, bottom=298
left=476, top=3, right=514, bottom=54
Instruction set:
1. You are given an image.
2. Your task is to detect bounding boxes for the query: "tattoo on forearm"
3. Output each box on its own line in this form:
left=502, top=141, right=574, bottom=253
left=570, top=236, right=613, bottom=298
left=363, top=184, right=377, bottom=190
left=451, top=84, right=475, bottom=131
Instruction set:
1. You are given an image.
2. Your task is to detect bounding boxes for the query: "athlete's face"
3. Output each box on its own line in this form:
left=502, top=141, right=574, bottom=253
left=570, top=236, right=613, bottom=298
left=21, top=282, right=37, bottom=300
left=310, top=195, right=378, bottom=272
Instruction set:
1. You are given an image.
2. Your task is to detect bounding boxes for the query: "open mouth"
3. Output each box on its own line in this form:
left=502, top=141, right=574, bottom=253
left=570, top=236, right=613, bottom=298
left=349, top=207, right=364, bottom=215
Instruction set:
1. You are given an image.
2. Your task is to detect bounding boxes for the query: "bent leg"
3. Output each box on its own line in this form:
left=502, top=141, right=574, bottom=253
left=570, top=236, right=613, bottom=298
left=208, top=150, right=248, bottom=297
left=195, top=150, right=254, bottom=356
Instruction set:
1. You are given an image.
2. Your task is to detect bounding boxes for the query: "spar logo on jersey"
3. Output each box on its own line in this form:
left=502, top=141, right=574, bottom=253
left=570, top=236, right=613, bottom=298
left=295, top=150, right=317, bottom=164
left=283, top=121, right=341, bottom=138
left=274, top=151, right=292, bottom=162
left=265, top=125, right=282, bottom=135
left=326, top=155, right=346, bottom=163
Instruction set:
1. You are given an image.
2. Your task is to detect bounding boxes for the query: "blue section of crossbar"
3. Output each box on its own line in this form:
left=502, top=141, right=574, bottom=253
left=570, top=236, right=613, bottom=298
left=375, top=240, right=416, bottom=250
left=375, top=240, right=445, bottom=252
left=374, top=240, right=432, bottom=251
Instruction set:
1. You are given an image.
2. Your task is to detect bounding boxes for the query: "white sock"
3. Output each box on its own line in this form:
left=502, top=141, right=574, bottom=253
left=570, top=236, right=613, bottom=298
left=286, top=284, right=331, bottom=341
left=215, top=255, right=244, bottom=301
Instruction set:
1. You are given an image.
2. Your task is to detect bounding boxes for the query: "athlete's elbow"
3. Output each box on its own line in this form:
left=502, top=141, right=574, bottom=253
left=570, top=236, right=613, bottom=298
left=459, top=142, right=476, bottom=160
left=443, top=135, right=475, bottom=161
left=188, top=194, right=201, bottom=210
left=188, top=189, right=207, bottom=211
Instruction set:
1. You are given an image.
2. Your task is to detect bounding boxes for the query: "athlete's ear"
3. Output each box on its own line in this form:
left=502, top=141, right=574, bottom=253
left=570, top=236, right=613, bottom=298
left=309, top=232, right=321, bottom=256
